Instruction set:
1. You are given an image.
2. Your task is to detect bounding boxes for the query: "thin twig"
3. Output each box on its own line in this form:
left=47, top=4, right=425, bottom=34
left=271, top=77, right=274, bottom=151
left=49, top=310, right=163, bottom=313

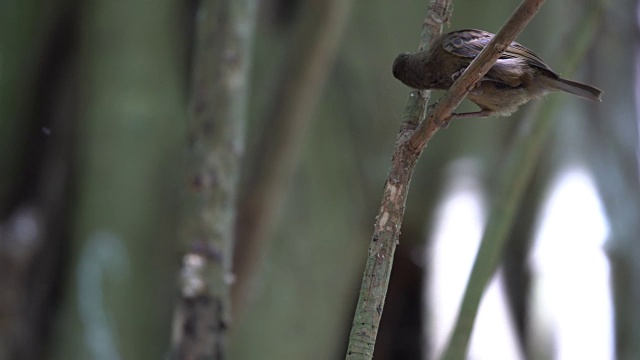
left=345, top=0, right=545, bottom=359
left=345, top=0, right=451, bottom=358
left=420, top=0, right=454, bottom=50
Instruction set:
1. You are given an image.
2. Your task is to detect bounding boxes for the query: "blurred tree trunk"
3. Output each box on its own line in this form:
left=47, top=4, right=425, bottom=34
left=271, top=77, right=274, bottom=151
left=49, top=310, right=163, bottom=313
left=0, top=0, right=65, bottom=214
left=49, top=0, right=185, bottom=358
left=170, top=0, right=257, bottom=358
left=0, top=1, right=75, bottom=359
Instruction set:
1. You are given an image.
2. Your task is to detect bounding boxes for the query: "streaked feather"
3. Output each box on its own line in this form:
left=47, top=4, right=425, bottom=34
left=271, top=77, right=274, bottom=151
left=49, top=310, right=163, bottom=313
left=441, top=29, right=555, bottom=74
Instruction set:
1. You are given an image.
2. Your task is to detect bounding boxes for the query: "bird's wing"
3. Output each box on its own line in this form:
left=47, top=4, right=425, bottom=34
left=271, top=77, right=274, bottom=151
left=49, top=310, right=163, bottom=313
left=442, top=29, right=555, bottom=74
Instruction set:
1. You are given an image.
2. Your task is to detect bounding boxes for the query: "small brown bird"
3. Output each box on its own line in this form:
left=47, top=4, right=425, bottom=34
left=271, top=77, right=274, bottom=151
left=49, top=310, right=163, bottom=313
left=392, top=29, right=603, bottom=118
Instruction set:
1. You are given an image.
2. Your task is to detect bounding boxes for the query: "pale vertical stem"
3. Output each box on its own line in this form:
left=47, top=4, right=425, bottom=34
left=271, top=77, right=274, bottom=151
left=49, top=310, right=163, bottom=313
left=171, top=0, right=257, bottom=358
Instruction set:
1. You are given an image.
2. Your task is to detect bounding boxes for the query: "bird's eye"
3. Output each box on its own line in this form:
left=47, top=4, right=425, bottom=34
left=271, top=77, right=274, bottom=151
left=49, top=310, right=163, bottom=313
left=451, top=37, right=464, bottom=48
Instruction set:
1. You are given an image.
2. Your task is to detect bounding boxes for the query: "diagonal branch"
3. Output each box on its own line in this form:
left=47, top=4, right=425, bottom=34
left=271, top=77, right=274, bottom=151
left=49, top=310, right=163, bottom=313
left=409, top=0, right=546, bottom=150
left=345, top=0, right=545, bottom=359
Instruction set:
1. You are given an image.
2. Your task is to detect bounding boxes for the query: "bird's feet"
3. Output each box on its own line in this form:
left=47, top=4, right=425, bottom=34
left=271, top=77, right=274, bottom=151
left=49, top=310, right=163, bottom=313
left=451, top=67, right=467, bottom=82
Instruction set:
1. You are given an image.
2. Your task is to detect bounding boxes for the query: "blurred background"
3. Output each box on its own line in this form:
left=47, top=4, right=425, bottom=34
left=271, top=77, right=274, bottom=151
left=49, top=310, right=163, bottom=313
left=0, top=0, right=637, bottom=359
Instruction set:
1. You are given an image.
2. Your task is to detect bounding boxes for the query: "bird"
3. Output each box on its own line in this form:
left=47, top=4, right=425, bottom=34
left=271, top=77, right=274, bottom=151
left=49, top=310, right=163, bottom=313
left=392, top=29, right=603, bottom=118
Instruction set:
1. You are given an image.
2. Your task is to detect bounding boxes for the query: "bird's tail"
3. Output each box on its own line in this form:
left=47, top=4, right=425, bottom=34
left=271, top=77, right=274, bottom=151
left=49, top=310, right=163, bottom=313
left=543, top=77, right=603, bottom=101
